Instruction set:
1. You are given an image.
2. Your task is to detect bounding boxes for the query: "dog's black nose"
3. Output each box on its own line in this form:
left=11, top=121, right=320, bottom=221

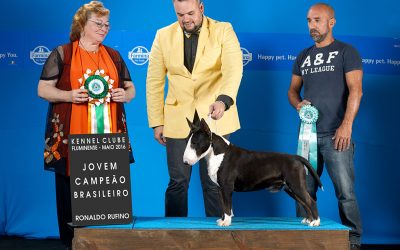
left=183, top=160, right=190, bottom=165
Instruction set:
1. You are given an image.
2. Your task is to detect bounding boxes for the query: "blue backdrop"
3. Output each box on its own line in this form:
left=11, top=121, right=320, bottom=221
left=0, top=0, right=399, bottom=244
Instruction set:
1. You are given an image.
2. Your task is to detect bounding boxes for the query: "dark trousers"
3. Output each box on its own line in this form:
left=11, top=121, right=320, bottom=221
left=165, top=137, right=225, bottom=217
left=296, top=135, right=362, bottom=245
left=55, top=173, right=73, bottom=247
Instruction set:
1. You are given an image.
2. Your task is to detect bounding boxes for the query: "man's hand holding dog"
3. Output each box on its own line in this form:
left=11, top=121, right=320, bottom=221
left=209, top=101, right=225, bottom=120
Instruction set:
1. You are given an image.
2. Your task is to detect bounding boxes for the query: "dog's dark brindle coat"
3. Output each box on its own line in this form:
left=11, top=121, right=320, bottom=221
left=183, top=112, right=323, bottom=227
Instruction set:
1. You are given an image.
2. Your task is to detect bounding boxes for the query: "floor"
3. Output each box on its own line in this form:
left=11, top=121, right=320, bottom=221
left=0, top=237, right=65, bottom=250
left=0, top=236, right=399, bottom=250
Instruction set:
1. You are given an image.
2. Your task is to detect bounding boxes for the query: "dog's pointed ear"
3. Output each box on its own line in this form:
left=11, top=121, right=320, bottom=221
left=186, top=117, right=195, bottom=131
left=200, top=118, right=211, bottom=136
left=193, top=109, right=200, bottom=126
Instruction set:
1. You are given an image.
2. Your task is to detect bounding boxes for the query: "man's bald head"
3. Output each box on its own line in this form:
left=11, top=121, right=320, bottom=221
left=309, top=3, right=335, bottom=19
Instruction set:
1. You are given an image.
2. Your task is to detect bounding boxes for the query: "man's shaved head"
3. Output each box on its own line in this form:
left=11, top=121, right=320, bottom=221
left=309, top=3, right=335, bottom=19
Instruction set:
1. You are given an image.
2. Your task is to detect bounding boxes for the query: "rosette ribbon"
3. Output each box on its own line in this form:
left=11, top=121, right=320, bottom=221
left=80, top=69, right=113, bottom=134
left=297, top=104, right=318, bottom=174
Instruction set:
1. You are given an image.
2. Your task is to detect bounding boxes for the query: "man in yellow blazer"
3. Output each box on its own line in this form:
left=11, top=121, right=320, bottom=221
left=146, top=0, right=243, bottom=217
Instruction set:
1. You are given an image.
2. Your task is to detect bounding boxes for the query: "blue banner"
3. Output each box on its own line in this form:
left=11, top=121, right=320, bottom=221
left=236, top=33, right=400, bottom=75
left=1, top=31, right=398, bottom=75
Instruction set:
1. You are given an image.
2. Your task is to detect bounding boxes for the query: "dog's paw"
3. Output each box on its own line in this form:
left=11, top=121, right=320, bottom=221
left=216, top=214, right=232, bottom=227
left=217, top=220, right=231, bottom=227
left=301, top=218, right=310, bottom=224
left=308, top=217, right=320, bottom=227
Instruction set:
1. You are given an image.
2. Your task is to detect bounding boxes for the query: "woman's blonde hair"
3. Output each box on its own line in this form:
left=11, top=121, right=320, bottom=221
left=69, top=1, right=110, bottom=42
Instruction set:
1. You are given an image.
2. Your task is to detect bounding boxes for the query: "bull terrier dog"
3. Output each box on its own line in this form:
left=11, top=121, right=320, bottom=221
left=183, top=111, right=323, bottom=227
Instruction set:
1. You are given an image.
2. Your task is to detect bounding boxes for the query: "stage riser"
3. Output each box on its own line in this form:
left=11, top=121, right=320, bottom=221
left=73, top=229, right=349, bottom=249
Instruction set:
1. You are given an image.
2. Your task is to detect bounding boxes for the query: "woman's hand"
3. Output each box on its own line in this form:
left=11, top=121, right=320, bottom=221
left=111, top=88, right=127, bottom=102
left=71, top=89, right=88, bottom=103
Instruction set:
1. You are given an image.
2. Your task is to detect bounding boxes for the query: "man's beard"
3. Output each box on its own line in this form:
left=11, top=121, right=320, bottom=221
left=183, top=16, right=203, bottom=34
left=310, top=29, right=328, bottom=43
left=183, top=23, right=201, bottom=34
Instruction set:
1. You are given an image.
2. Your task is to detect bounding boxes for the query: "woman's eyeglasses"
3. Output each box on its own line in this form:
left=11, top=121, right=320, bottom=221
left=88, top=20, right=111, bottom=30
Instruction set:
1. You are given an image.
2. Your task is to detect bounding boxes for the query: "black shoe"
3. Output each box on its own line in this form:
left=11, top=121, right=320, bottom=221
left=350, top=244, right=361, bottom=250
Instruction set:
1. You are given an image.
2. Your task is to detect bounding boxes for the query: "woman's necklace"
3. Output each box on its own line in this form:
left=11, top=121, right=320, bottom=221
left=77, top=39, right=113, bottom=106
left=79, top=40, right=100, bottom=71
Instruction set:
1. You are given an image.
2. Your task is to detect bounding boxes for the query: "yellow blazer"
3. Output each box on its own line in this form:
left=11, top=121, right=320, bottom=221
left=146, top=16, right=243, bottom=138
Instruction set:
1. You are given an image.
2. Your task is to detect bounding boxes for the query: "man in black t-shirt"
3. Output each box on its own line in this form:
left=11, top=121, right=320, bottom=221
left=288, top=3, right=362, bottom=249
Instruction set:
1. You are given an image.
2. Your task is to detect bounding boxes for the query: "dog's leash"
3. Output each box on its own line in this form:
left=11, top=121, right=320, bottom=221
left=207, top=114, right=218, bottom=142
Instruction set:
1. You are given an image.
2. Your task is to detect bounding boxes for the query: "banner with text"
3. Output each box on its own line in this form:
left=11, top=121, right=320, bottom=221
left=68, top=133, right=132, bottom=226
left=1, top=31, right=398, bottom=75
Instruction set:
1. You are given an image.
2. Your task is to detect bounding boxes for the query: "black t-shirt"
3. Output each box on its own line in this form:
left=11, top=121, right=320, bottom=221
left=292, top=40, right=362, bottom=135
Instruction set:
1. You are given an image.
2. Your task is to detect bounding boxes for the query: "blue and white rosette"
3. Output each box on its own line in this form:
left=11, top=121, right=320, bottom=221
left=297, top=104, right=318, bottom=174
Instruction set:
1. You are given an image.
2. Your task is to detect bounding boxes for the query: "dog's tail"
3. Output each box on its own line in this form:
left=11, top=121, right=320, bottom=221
left=297, top=155, right=324, bottom=191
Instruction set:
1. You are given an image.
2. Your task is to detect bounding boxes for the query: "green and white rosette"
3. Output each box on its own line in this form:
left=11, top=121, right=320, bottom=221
left=85, top=74, right=109, bottom=100
left=297, top=104, right=318, bottom=174
left=79, top=69, right=113, bottom=134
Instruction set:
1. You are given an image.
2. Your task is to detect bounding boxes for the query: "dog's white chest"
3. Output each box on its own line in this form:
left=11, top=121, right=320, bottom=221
left=207, top=152, right=224, bottom=185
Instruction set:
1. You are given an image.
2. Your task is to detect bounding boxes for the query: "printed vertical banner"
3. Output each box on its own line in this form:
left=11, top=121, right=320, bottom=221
left=68, top=133, right=132, bottom=226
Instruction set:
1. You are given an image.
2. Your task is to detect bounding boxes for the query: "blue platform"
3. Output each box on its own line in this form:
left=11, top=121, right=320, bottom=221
left=89, top=217, right=349, bottom=231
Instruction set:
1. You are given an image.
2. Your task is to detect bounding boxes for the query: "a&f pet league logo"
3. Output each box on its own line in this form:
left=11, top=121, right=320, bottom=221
left=30, top=46, right=51, bottom=65
left=128, top=46, right=149, bottom=66
left=241, top=47, right=252, bottom=66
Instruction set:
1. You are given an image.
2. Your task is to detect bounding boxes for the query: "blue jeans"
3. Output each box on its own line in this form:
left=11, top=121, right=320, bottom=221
left=165, top=137, right=223, bottom=217
left=296, top=135, right=362, bottom=245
